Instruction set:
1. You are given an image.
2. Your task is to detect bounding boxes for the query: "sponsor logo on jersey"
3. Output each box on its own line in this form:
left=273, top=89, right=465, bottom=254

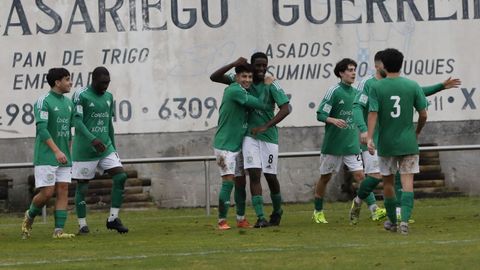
left=339, top=99, right=345, bottom=104
left=89, top=102, right=95, bottom=107
left=68, top=106, right=72, bottom=112
left=106, top=100, right=111, bottom=107
left=54, top=106, right=59, bottom=111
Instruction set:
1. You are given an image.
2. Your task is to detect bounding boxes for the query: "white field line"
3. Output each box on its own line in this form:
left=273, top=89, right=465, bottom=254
left=1, top=239, right=479, bottom=267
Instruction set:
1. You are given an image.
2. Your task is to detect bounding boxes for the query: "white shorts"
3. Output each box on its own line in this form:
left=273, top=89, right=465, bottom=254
left=72, top=152, right=123, bottom=179
left=214, top=149, right=244, bottom=177
left=34, top=166, right=72, bottom=188
left=362, top=150, right=380, bottom=174
left=319, top=154, right=364, bottom=175
left=378, top=155, right=420, bottom=176
left=242, top=136, right=279, bottom=174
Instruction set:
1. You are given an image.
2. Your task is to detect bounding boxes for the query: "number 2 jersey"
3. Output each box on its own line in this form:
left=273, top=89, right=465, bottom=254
left=72, top=86, right=116, bottom=161
left=33, top=91, right=74, bottom=166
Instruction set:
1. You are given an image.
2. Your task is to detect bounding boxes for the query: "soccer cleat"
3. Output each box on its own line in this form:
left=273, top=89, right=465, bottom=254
left=383, top=220, right=397, bottom=233
left=236, top=218, right=251, bottom=228
left=269, top=210, right=283, bottom=226
left=371, top=207, right=387, bottom=221
left=106, top=218, right=129, bottom=233
left=254, top=218, right=270, bottom=228
left=399, top=222, right=409, bottom=235
left=397, top=213, right=415, bottom=224
left=349, top=200, right=362, bottom=225
left=77, top=226, right=90, bottom=235
left=218, top=220, right=231, bottom=230
left=21, top=211, right=34, bottom=239
left=53, top=230, right=76, bottom=239
left=312, top=210, right=328, bottom=224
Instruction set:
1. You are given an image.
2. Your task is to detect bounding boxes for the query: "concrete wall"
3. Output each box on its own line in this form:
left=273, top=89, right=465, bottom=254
left=1, top=120, right=479, bottom=210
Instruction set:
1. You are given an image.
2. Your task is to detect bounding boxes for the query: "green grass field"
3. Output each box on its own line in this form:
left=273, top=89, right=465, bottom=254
left=1, top=197, right=479, bottom=269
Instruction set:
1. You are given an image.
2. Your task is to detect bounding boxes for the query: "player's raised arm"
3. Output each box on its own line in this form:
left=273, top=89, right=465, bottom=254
left=210, top=57, right=248, bottom=85
left=422, top=77, right=461, bottom=96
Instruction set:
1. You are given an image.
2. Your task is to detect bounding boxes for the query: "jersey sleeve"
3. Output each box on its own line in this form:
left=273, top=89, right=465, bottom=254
left=229, top=87, right=268, bottom=110
left=353, top=92, right=368, bottom=133
left=72, top=91, right=96, bottom=142
left=34, top=97, right=52, bottom=141
left=226, top=73, right=235, bottom=84
left=422, top=83, right=444, bottom=97
left=316, top=90, right=335, bottom=123
left=414, top=84, right=428, bottom=112
left=368, top=84, right=379, bottom=112
left=270, top=81, right=290, bottom=107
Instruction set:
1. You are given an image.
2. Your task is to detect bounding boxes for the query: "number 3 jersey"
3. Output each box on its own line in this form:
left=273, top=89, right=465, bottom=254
left=369, top=77, right=428, bottom=156
left=72, top=86, right=115, bottom=161
left=33, top=91, right=74, bottom=166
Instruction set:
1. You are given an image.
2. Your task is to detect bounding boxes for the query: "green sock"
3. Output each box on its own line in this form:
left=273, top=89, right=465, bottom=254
left=75, top=181, right=88, bottom=218
left=314, top=197, right=323, bottom=211
left=394, top=172, right=402, bottom=208
left=401, top=192, right=414, bottom=223
left=234, top=187, right=246, bottom=216
left=218, top=181, right=234, bottom=219
left=358, top=176, right=381, bottom=200
left=270, top=193, right=283, bottom=214
left=252, top=195, right=265, bottom=219
left=365, top=192, right=377, bottom=206
left=27, top=203, right=42, bottom=219
left=54, top=210, right=68, bottom=229
left=111, top=173, right=127, bottom=208
left=384, top=197, right=397, bottom=224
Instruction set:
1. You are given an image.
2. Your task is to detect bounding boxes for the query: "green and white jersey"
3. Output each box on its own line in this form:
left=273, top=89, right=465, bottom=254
left=72, top=86, right=115, bottom=161
left=34, top=91, right=74, bottom=166
left=369, top=77, right=428, bottom=156
left=317, top=82, right=360, bottom=155
left=246, top=81, right=289, bottom=144
left=353, top=75, right=378, bottom=151
left=225, top=74, right=290, bottom=144
left=214, top=82, right=268, bottom=152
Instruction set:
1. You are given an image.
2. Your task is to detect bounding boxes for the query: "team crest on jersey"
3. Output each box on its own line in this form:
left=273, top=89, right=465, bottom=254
left=359, top=94, right=368, bottom=104
left=323, top=104, right=332, bottom=113
left=80, top=168, right=90, bottom=176
left=40, top=111, right=48, bottom=120
left=76, top=105, right=83, bottom=114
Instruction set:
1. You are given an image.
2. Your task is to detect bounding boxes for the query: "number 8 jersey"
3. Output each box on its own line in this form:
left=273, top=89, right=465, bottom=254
left=72, top=86, right=115, bottom=161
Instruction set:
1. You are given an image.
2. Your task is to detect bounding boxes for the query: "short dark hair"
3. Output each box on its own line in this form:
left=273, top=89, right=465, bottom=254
left=250, top=52, right=268, bottom=65
left=374, top=50, right=384, bottom=62
left=381, top=48, right=404, bottom=73
left=235, top=63, right=254, bottom=74
left=46, top=68, right=70, bottom=87
left=333, top=58, right=357, bottom=78
left=92, top=66, right=110, bottom=81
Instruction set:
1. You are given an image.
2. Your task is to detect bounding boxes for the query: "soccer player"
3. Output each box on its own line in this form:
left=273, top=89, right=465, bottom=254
left=352, top=50, right=461, bottom=224
left=213, top=63, right=271, bottom=230
left=312, top=58, right=365, bottom=224
left=210, top=53, right=291, bottom=228
left=71, top=66, right=128, bottom=234
left=367, top=48, right=428, bottom=235
left=22, top=68, right=75, bottom=239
